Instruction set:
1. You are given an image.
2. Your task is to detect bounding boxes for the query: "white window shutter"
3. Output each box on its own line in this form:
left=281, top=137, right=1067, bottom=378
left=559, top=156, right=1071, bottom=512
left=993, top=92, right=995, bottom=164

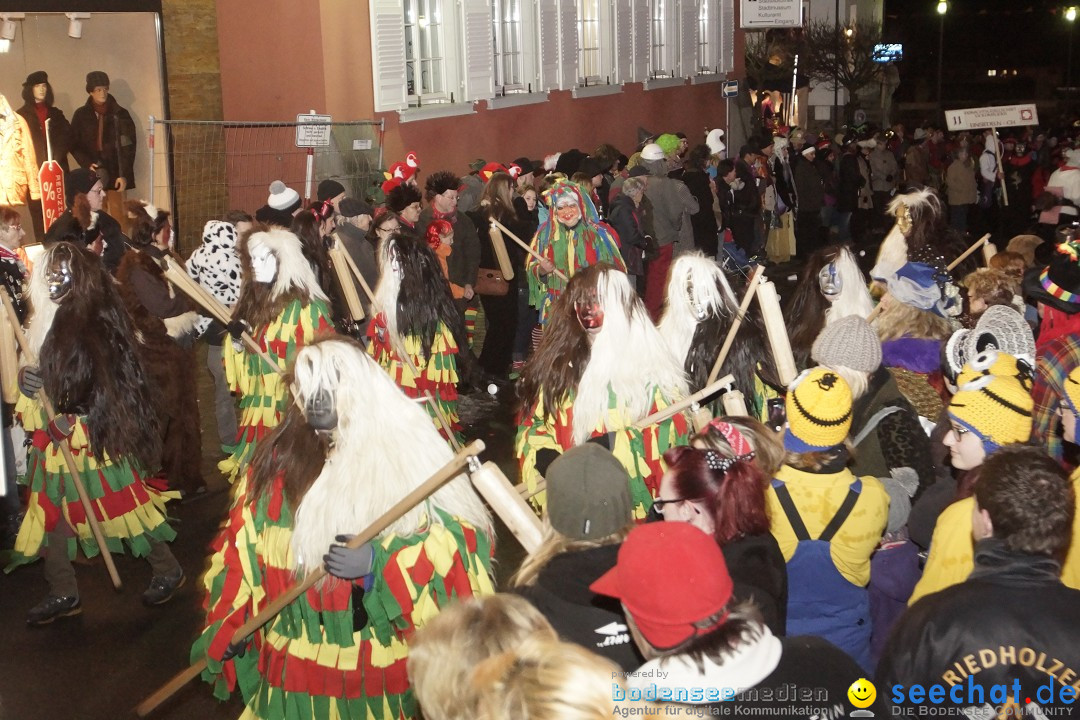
left=678, top=0, right=699, bottom=77
left=460, top=0, right=495, bottom=101
left=558, top=0, right=579, bottom=90
left=701, top=0, right=719, bottom=71
left=538, top=0, right=561, bottom=90
left=720, top=0, right=735, bottom=73
left=631, top=0, right=650, bottom=82
left=370, top=0, right=409, bottom=111
left=613, top=0, right=633, bottom=84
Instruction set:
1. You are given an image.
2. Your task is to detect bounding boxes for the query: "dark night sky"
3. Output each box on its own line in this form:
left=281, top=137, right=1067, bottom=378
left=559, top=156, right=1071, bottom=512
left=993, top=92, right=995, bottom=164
left=883, top=0, right=1075, bottom=103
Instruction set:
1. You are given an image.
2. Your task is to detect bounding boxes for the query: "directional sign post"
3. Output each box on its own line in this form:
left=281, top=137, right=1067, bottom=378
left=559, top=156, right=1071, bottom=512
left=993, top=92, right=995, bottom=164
left=722, top=80, right=739, bottom=98
left=945, top=105, right=1039, bottom=208
left=296, top=111, right=333, bottom=202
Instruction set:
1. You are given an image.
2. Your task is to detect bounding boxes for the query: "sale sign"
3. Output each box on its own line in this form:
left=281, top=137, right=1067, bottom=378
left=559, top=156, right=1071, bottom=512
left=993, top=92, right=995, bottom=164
left=38, top=161, right=65, bottom=233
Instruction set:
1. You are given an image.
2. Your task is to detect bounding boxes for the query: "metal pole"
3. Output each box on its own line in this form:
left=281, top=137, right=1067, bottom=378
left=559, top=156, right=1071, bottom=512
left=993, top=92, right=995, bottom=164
left=937, top=13, right=944, bottom=108
left=834, top=0, right=840, bottom=129
left=1069, top=29, right=1074, bottom=120
left=148, top=115, right=155, bottom=206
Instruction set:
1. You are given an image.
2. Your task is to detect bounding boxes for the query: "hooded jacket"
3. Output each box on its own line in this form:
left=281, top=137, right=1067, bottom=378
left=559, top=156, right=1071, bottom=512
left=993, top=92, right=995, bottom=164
left=0, top=95, right=40, bottom=206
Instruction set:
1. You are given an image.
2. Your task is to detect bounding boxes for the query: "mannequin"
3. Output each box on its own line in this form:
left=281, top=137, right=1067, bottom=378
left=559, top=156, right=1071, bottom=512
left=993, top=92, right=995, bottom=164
left=69, top=71, right=136, bottom=231
left=0, top=94, right=41, bottom=215
left=16, top=71, right=72, bottom=241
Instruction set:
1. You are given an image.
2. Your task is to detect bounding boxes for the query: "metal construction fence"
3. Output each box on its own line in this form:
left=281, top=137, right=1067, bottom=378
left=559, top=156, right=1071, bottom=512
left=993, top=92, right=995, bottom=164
left=147, top=118, right=384, bottom=254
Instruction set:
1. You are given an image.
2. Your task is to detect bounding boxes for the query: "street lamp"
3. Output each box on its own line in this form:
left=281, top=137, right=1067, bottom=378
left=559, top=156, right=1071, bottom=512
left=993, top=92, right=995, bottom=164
left=1068, top=7, right=1078, bottom=94
left=937, top=2, right=947, bottom=108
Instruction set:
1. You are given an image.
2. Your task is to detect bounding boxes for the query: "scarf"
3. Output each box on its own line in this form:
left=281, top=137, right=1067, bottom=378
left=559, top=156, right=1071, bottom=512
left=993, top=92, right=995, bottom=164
left=92, top=98, right=108, bottom=152
left=34, top=103, right=48, bottom=134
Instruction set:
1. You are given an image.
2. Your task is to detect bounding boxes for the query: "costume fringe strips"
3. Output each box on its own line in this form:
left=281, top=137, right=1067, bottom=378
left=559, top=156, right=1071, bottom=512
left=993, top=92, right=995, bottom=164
left=220, top=298, right=335, bottom=483
left=5, top=395, right=177, bottom=569
left=191, top=474, right=494, bottom=720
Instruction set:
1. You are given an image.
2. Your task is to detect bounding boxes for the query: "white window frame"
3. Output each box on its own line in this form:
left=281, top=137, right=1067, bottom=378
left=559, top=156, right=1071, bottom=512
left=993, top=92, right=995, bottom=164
left=404, top=0, right=450, bottom=105
left=650, top=0, right=676, bottom=78
left=578, top=0, right=602, bottom=84
left=493, top=0, right=526, bottom=94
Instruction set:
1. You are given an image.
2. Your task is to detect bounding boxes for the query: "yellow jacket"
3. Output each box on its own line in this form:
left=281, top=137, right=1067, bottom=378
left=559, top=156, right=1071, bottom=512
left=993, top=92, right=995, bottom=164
left=909, top=469, right=1080, bottom=605
left=767, top=464, right=890, bottom=587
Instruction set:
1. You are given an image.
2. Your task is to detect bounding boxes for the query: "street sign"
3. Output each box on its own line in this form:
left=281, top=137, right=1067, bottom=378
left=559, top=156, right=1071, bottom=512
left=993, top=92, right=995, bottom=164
left=722, top=80, right=739, bottom=98
left=945, top=104, right=1039, bottom=132
left=295, top=112, right=332, bottom=148
left=38, top=161, right=64, bottom=233
left=740, top=0, right=802, bottom=28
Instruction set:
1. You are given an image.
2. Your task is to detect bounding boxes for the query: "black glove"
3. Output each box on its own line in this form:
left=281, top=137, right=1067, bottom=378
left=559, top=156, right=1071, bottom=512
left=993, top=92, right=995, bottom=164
left=351, top=585, right=370, bottom=633
left=221, top=637, right=249, bottom=661
left=324, top=536, right=375, bottom=581
left=586, top=431, right=617, bottom=451
left=226, top=320, right=249, bottom=340
left=643, top=236, right=661, bottom=261
left=17, top=366, right=42, bottom=398
left=534, top=448, right=561, bottom=476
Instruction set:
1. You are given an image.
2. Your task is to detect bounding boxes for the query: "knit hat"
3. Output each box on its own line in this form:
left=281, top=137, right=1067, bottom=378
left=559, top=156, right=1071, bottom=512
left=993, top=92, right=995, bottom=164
left=966, top=305, right=1035, bottom=364
left=1063, top=365, right=1080, bottom=416
left=1022, top=237, right=1080, bottom=314
left=656, top=134, right=681, bottom=157
left=948, top=372, right=1033, bottom=454
left=65, top=168, right=99, bottom=206
left=85, top=70, right=110, bottom=92
left=801, top=146, right=817, bottom=158
left=546, top=445, right=633, bottom=541
left=267, top=181, right=301, bottom=213
left=317, top=179, right=346, bottom=203
left=338, top=197, right=373, bottom=218
left=640, top=143, right=666, bottom=161
left=591, top=523, right=733, bottom=650
left=705, top=129, right=726, bottom=156
left=24, top=70, right=48, bottom=87
left=811, top=315, right=883, bottom=373
left=784, top=367, right=853, bottom=453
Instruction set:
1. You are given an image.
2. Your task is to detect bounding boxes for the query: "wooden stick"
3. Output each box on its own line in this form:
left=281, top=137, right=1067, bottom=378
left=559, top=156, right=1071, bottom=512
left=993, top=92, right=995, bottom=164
left=326, top=244, right=365, bottom=322
left=947, top=234, right=991, bottom=272
left=706, top=265, right=765, bottom=387
left=634, top=374, right=734, bottom=430
left=518, top=478, right=546, bottom=500
left=1, top=293, right=122, bottom=590
left=158, top=257, right=285, bottom=377
left=490, top=218, right=569, bottom=282
left=981, top=240, right=998, bottom=266
left=990, top=126, right=1009, bottom=207
left=721, top=388, right=749, bottom=417
left=756, top=280, right=798, bottom=387
left=0, top=305, right=17, bottom=404
left=332, top=232, right=377, bottom=304
left=866, top=296, right=886, bottom=325
left=470, top=461, right=542, bottom=552
left=488, top=224, right=515, bottom=281
left=135, top=439, right=486, bottom=718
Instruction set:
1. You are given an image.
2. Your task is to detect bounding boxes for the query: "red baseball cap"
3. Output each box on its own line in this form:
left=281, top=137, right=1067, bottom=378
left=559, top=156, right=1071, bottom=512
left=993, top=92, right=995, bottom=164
left=590, top=522, right=733, bottom=650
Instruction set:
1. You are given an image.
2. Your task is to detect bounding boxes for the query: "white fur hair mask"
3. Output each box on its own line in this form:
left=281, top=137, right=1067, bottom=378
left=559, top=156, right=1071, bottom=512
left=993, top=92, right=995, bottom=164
left=824, top=246, right=875, bottom=325
left=872, top=189, right=939, bottom=281
left=658, top=252, right=738, bottom=368
left=573, top=268, right=688, bottom=445
left=247, top=228, right=328, bottom=304
left=371, top=234, right=407, bottom=359
left=288, top=338, right=492, bottom=575
left=24, top=246, right=61, bottom=360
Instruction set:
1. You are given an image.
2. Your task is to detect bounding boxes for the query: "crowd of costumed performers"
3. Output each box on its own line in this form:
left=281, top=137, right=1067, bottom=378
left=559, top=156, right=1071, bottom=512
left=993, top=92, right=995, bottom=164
left=515, top=264, right=691, bottom=517
left=525, top=178, right=625, bottom=328
left=219, top=227, right=335, bottom=484
left=193, top=337, right=494, bottom=720
left=366, top=230, right=474, bottom=444
left=7, top=242, right=184, bottom=623
left=658, top=252, right=778, bottom=420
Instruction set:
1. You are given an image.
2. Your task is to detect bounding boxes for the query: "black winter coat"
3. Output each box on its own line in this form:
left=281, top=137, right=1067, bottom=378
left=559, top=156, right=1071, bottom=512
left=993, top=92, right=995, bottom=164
left=16, top=102, right=72, bottom=174
left=69, top=95, right=137, bottom=188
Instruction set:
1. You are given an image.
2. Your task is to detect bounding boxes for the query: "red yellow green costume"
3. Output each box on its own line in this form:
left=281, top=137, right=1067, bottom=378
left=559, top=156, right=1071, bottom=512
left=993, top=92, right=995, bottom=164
left=366, top=312, right=461, bottom=443
left=192, top=473, right=494, bottom=720
left=516, top=387, right=691, bottom=518
left=220, top=298, right=335, bottom=483
left=6, top=395, right=176, bottom=569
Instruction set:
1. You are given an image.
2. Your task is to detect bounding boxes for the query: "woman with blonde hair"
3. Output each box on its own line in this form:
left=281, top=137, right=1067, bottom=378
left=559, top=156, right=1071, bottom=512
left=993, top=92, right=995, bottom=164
left=511, top=444, right=642, bottom=670
left=408, top=594, right=558, bottom=720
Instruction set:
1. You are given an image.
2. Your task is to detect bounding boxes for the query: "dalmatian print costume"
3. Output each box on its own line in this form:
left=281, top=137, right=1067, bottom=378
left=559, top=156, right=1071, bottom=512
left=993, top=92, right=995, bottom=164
left=187, top=220, right=243, bottom=337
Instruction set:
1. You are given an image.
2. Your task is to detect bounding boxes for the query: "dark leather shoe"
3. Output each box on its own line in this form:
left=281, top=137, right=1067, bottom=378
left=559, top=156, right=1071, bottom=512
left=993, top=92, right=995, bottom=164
left=143, top=567, right=185, bottom=606
left=27, top=594, right=82, bottom=626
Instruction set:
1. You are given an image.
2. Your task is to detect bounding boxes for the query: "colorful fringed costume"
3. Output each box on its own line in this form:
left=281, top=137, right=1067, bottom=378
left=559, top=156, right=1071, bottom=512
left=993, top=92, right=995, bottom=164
left=219, top=227, right=335, bottom=484
left=526, top=179, right=625, bottom=325
left=366, top=233, right=472, bottom=443
left=194, top=337, right=494, bottom=720
left=5, top=242, right=179, bottom=589
left=516, top=265, right=690, bottom=517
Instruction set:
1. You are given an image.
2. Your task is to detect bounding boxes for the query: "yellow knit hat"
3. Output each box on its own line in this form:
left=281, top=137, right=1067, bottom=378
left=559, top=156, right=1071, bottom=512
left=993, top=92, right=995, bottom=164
left=955, top=349, right=1027, bottom=387
left=784, top=367, right=853, bottom=452
left=1064, top=366, right=1080, bottom=417
left=948, top=373, right=1033, bottom=454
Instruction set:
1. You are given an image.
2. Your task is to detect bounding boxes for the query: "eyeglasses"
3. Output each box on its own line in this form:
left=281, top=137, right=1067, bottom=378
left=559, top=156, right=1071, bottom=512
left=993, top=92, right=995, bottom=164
left=949, top=424, right=970, bottom=437
left=651, top=497, right=702, bottom=514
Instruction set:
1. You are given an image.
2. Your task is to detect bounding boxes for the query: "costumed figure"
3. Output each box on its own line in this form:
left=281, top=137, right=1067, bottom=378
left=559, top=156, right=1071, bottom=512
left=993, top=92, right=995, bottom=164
left=785, top=244, right=875, bottom=369
left=871, top=191, right=963, bottom=423
left=366, top=232, right=471, bottom=443
left=525, top=178, right=625, bottom=326
left=658, top=252, right=778, bottom=420
left=7, top=242, right=184, bottom=624
left=516, top=264, right=691, bottom=518
left=193, top=337, right=494, bottom=720
left=44, top=168, right=126, bottom=273
left=219, top=226, right=335, bottom=484
left=116, top=201, right=205, bottom=497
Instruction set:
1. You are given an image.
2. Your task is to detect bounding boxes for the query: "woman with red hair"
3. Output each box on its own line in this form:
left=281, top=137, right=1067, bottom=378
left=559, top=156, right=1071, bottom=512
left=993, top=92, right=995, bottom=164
left=656, top=419, right=788, bottom=635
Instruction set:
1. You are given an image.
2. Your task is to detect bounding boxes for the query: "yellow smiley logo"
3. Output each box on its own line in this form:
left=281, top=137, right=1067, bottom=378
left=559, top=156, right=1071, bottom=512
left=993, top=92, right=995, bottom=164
left=848, top=677, right=876, bottom=709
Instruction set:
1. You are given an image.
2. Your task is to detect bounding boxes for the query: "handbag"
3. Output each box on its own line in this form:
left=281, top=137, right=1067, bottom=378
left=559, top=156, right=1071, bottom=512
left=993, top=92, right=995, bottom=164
left=475, top=267, right=509, bottom=296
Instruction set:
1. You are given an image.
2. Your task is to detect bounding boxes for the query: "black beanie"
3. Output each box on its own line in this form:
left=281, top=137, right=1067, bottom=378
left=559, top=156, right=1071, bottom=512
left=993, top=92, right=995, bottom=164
left=317, top=179, right=346, bottom=203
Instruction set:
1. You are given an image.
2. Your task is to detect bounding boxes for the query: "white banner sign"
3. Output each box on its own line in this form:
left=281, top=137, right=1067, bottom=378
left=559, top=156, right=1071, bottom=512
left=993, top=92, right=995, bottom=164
left=945, top=104, right=1039, bottom=132
left=740, top=0, right=801, bottom=28
left=296, top=112, right=333, bottom=148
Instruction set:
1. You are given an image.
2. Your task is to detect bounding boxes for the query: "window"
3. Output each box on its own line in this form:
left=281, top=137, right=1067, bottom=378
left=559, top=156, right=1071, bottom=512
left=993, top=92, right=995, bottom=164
left=578, top=0, right=601, bottom=82
left=651, top=0, right=668, bottom=77
left=698, top=0, right=710, bottom=72
left=404, top=0, right=448, bottom=104
left=493, top=0, right=525, bottom=92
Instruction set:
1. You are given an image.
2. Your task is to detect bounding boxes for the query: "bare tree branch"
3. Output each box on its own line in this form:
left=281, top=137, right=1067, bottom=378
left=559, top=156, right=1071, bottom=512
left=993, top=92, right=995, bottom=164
left=801, top=20, right=884, bottom=99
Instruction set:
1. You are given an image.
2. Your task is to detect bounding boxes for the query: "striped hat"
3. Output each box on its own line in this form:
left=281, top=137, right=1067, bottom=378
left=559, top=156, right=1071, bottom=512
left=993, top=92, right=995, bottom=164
left=784, top=367, right=853, bottom=453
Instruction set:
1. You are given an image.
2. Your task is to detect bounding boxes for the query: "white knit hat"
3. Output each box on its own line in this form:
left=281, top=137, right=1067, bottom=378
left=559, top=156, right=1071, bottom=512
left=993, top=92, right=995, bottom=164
left=267, top=180, right=301, bottom=211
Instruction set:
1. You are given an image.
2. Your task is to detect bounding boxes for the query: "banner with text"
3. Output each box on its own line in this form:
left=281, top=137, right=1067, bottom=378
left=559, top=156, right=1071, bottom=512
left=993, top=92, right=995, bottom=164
left=945, top=104, right=1039, bottom=132
left=740, top=0, right=801, bottom=28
